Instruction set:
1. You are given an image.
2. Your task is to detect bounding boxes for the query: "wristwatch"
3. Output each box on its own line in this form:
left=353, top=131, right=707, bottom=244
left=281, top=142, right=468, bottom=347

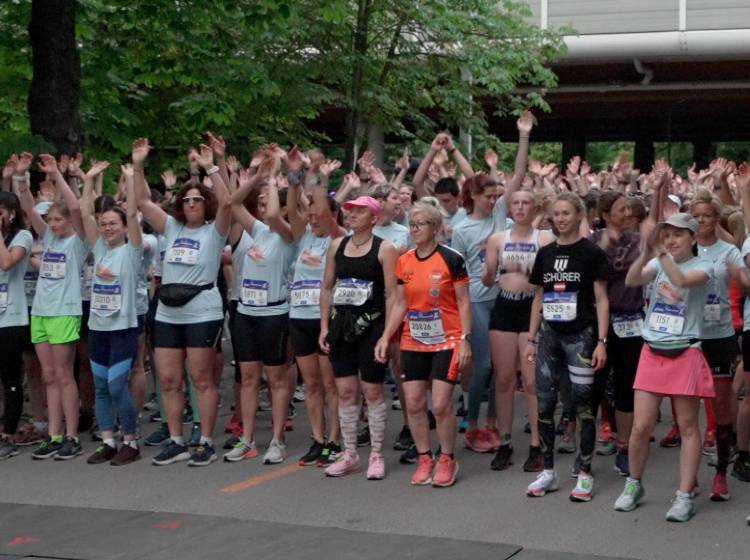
left=598, top=337, right=608, bottom=345
left=460, top=333, right=472, bottom=342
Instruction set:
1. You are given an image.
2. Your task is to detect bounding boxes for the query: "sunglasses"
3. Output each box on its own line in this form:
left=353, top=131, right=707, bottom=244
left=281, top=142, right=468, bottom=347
left=182, top=196, right=205, bottom=205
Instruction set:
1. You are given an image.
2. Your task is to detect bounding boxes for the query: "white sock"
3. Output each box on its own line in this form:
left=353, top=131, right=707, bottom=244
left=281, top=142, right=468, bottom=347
left=171, top=436, right=184, bottom=445
left=125, top=440, right=138, bottom=449
left=103, top=437, right=116, bottom=448
left=199, top=436, right=213, bottom=446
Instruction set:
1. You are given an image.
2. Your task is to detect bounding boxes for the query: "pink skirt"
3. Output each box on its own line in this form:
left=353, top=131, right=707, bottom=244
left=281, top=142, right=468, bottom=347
left=633, top=346, right=715, bottom=398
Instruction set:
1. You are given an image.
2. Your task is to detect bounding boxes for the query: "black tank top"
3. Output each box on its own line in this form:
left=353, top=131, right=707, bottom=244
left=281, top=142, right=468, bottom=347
left=333, top=235, right=385, bottom=314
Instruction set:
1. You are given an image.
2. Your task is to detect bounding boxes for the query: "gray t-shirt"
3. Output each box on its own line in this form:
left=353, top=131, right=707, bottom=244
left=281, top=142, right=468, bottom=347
left=136, top=233, right=158, bottom=316
left=230, top=231, right=252, bottom=302
left=697, top=239, right=742, bottom=340
left=374, top=222, right=410, bottom=253
left=443, top=207, right=467, bottom=247
left=88, top=238, right=142, bottom=331
left=0, top=229, right=32, bottom=327
left=289, top=227, right=331, bottom=320
left=32, top=229, right=88, bottom=317
left=155, top=216, right=227, bottom=325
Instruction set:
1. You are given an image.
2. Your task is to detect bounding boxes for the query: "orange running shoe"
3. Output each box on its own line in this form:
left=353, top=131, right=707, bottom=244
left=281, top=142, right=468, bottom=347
left=410, top=453, right=436, bottom=485
left=432, top=454, right=459, bottom=487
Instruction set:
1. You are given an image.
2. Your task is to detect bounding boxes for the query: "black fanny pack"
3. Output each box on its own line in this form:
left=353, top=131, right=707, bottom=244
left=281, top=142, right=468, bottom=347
left=646, top=338, right=699, bottom=358
left=158, top=283, right=214, bottom=307
left=329, top=309, right=382, bottom=346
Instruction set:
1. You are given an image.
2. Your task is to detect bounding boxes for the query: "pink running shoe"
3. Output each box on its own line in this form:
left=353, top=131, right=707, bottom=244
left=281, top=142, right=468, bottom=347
left=324, top=449, right=361, bottom=477
left=464, top=428, right=494, bottom=453
left=432, top=454, right=459, bottom=487
left=366, top=452, right=386, bottom=480
left=411, top=453, right=436, bottom=485
left=710, top=471, right=730, bottom=502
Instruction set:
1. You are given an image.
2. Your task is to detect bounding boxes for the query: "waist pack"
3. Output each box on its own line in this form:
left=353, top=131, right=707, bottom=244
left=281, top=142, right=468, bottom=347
left=328, top=309, right=382, bottom=346
left=158, top=283, right=214, bottom=307
left=646, top=338, right=699, bottom=358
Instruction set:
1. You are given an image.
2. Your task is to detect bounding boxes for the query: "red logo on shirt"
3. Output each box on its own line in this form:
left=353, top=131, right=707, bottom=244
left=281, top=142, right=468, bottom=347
left=554, top=282, right=566, bottom=292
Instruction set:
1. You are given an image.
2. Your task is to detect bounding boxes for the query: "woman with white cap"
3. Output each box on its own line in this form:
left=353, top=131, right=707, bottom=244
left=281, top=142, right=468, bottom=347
left=615, top=212, right=714, bottom=522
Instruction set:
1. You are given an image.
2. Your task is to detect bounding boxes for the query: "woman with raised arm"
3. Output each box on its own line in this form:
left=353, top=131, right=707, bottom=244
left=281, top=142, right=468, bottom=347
left=225, top=153, right=297, bottom=466
left=0, top=158, right=34, bottom=460
left=79, top=163, right=144, bottom=466
left=614, top=213, right=714, bottom=522
left=15, top=153, right=89, bottom=461
left=482, top=190, right=554, bottom=472
left=524, top=192, right=609, bottom=502
left=132, top=138, right=231, bottom=468
left=284, top=152, right=346, bottom=467
left=318, top=193, right=398, bottom=480
left=452, top=112, right=533, bottom=453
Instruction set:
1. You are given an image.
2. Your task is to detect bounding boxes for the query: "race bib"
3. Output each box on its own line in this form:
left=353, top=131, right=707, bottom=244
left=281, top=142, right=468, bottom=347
left=91, top=283, right=122, bottom=317
left=290, top=280, right=321, bottom=307
left=648, top=301, right=685, bottom=335
left=333, top=278, right=373, bottom=306
left=612, top=312, right=643, bottom=338
left=166, top=238, right=200, bottom=265
left=543, top=292, right=577, bottom=322
left=40, top=251, right=67, bottom=280
left=408, top=309, right=446, bottom=345
left=0, top=283, right=7, bottom=312
left=502, top=242, right=536, bottom=272
left=241, top=279, right=269, bottom=306
left=24, top=270, right=38, bottom=300
left=704, top=294, right=721, bottom=322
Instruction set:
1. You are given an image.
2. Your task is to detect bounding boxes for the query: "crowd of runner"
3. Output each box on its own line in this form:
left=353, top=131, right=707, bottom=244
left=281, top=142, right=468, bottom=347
left=1, top=113, right=749, bottom=524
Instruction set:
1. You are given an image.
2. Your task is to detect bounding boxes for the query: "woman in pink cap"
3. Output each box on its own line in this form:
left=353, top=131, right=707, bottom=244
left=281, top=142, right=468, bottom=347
left=318, top=195, right=398, bottom=480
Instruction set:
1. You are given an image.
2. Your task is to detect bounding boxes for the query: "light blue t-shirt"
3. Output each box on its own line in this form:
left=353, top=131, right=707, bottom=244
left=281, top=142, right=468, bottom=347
left=135, top=233, right=158, bottom=317
left=237, top=221, right=296, bottom=317
left=0, top=229, right=32, bottom=327
left=697, top=239, right=742, bottom=340
left=740, top=237, right=750, bottom=332
left=32, top=229, right=88, bottom=317
left=451, top=198, right=508, bottom=302
left=374, top=222, right=410, bottom=253
left=155, top=216, right=227, bottom=325
left=443, top=207, right=467, bottom=247
left=289, top=227, right=331, bottom=320
left=642, top=256, right=713, bottom=345
left=230, top=231, right=252, bottom=302
left=88, top=238, right=142, bottom=331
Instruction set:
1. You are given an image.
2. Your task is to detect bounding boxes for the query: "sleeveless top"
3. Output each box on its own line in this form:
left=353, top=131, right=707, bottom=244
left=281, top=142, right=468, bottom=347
left=333, top=235, right=385, bottom=315
left=499, top=228, right=540, bottom=276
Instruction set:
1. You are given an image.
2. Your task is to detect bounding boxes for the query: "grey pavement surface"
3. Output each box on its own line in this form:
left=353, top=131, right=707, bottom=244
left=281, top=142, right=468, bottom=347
left=0, top=362, right=748, bottom=560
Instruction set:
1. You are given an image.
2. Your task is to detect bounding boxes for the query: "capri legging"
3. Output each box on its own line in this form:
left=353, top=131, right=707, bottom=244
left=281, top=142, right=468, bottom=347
left=607, top=327, right=642, bottom=413
left=0, top=326, right=27, bottom=434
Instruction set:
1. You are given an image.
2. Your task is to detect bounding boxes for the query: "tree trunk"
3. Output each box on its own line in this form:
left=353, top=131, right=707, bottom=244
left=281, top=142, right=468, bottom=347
left=27, top=0, right=82, bottom=154
left=343, top=0, right=372, bottom=171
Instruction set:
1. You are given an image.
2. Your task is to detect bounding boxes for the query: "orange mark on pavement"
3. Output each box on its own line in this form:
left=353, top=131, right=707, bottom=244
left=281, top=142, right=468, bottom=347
left=221, top=464, right=302, bottom=493
left=9, top=537, right=40, bottom=546
left=152, top=520, right=182, bottom=529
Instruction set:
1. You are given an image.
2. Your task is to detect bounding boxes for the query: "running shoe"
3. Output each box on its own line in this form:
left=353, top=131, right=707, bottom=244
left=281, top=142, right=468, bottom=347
left=31, top=437, right=62, bottom=460
left=293, top=385, right=306, bottom=403
left=366, top=452, right=386, bottom=480
left=526, top=469, right=559, bottom=497
left=464, top=428, right=494, bottom=453
left=614, top=479, right=644, bottom=512
left=391, top=399, right=402, bottom=411
left=284, top=418, right=294, bottom=432
left=0, top=438, right=19, bottom=460
left=149, top=410, right=163, bottom=423
left=432, top=454, right=458, bottom=487
left=263, top=439, right=287, bottom=464
left=152, top=440, right=190, bottom=466
left=555, top=418, right=568, bottom=436
left=317, top=442, right=341, bottom=467
left=702, top=429, right=716, bottom=455
left=485, top=427, right=501, bottom=451
left=570, top=472, right=594, bottom=502
left=188, top=443, right=218, bottom=467
left=144, top=424, right=170, bottom=447
left=258, top=390, right=272, bottom=411
left=224, top=414, right=241, bottom=434
left=523, top=445, right=544, bottom=473
left=614, top=447, right=630, bottom=476
left=666, top=491, right=695, bottom=522
left=660, top=424, right=681, bottom=448
left=399, top=444, right=418, bottom=465
left=490, top=444, right=513, bottom=471
left=299, top=440, right=325, bottom=466
left=86, top=443, right=117, bottom=465
left=325, top=449, right=361, bottom=477
left=54, top=436, right=83, bottom=460
left=223, top=439, right=258, bottom=462
left=557, top=431, right=576, bottom=454
left=411, top=453, right=436, bottom=485
left=596, top=439, right=617, bottom=456
left=13, top=424, right=44, bottom=447
left=458, top=418, right=469, bottom=433
left=731, top=457, right=750, bottom=482
left=394, top=425, right=414, bottom=451
left=288, top=403, right=297, bottom=419
left=710, top=471, right=730, bottom=502
left=224, top=431, right=241, bottom=450
left=182, top=406, right=194, bottom=425
left=110, top=444, right=140, bottom=466
left=143, top=396, right=159, bottom=411
left=357, top=424, right=371, bottom=447
left=187, top=423, right=201, bottom=447
left=598, top=421, right=613, bottom=443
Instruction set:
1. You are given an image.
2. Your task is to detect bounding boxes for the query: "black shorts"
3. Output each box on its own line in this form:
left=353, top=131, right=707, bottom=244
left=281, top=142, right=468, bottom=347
left=231, top=312, right=289, bottom=366
left=153, top=319, right=223, bottom=349
left=401, top=348, right=458, bottom=384
left=329, top=319, right=386, bottom=384
left=80, top=300, right=90, bottom=337
left=489, top=294, right=533, bottom=333
left=704, top=335, right=739, bottom=379
left=606, top=326, right=643, bottom=413
left=290, top=318, right=322, bottom=357
left=137, top=314, right=146, bottom=335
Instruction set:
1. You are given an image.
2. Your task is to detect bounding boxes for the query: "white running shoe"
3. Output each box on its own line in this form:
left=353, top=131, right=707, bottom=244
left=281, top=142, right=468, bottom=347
left=526, top=469, right=559, bottom=497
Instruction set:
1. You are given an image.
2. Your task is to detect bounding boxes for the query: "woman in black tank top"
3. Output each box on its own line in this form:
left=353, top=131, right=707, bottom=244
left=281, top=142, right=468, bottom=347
left=318, top=196, right=398, bottom=481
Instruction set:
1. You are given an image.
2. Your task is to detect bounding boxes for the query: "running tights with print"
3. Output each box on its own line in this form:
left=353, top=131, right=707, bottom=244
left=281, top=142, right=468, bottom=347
left=467, top=300, right=496, bottom=422
left=536, top=322, right=599, bottom=472
left=89, top=328, right=139, bottom=435
left=0, top=326, right=27, bottom=435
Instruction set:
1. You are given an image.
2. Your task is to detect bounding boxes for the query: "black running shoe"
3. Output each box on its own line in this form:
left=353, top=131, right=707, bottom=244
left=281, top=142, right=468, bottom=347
left=357, top=424, right=370, bottom=447
left=152, top=440, right=190, bottom=466
left=522, top=445, right=544, bottom=472
left=316, top=442, right=341, bottom=467
left=299, top=440, right=325, bottom=466
left=55, top=436, right=83, bottom=460
left=556, top=418, right=568, bottom=436
left=224, top=435, right=240, bottom=450
left=187, top=443, right=217, bottom=467
left=31, top=437, right=63, bottom=460
left=394, top=425, right=414, bottom=451
left=87, top=443, right=117, bottom=464
left=731, top=457, right=750, bottom=482
left=399, top=444, right=418, bottom=465
left=490, top=444, right=514, bottom=471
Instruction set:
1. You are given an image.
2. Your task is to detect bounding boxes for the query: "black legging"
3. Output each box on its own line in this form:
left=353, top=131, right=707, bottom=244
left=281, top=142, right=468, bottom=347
left=0, top=326, right=27, bottom=435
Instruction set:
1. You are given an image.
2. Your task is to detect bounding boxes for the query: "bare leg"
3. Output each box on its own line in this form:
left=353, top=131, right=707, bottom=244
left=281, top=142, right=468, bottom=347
left=628, top=390, right=662, bottom=480
left=673, top=396, right=701, bottom=493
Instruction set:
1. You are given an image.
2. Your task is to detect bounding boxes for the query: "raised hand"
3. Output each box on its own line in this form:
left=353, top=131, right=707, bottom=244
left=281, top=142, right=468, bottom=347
left=343, top=172, right=360, bottom=190
left=396, top=146, right=410, bottom=170
left=357, top=151, right=375, bottom=175
left=85, top=160, right=110, bottom=178
left=580, top=160, right=591, bottom=176
left=517, top=110, right=534, bottom=134
left=226, top=155, right=240, bottom=174
left=284, top=145, right=304, bottom=173
left=38, top=153, right=59, bottom=175
left=528, top=159, right=542, bottom=176
left=132, top=138, right=151, bottom=164
left=238, top=167, right=253, bottom=190
left=68, top=152, right=84, bottom=176
left=206, top=132, right=225, bottom=158
left=431, top=133, right=449, bottom=152
left=567, top=155, right=581, bottom=176
left=14, top=152, right=33, bottom=175
left=57, top=154, right=70, bottom=174
left=197, top=144, right=214, bottom=169
left=736, top=162, right=750, bottom=194
left=371, top=166, right=387, bottom=184
left=319, top=159, right=342, bottom=177
left=250, top=148, right=266, bottom=168
left=161, top=170, right=177, bottom=189
left=120, top=163, right=134, bottom=178
left=541, top=163, right=557, bottom=177
left=187, top=148, right=200, bottom=169
left=484, top=148, right=498, bottom=169
left=3, top=154, right=18, bottom=179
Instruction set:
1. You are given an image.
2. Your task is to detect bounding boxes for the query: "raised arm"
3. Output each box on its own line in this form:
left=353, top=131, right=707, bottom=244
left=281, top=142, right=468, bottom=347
left=13, top=153, right=46, bottom=237
left=263, top=176, right=293, bottom=243
left=445, top=134, right=475, bottom=181
left=502, top=111, right=534, bottom=201
left=39, top=154, right=85, bottom=238
left=481, top=232, right=502, bottom=287
left=81, top=160, right=111, bottom=247
left=413, top=134, right=447, bottom=199
left=334, top=172, right=359, bottom=204
left=391, top=147, right=410, bottom=189
left=132, top=138, right=168, bottom=234
left=196, top=142, right=231, bottom=236
left=737, top=163, right=750, bottom=231
left=121, top=164, right=142, bottom=248
left=2, top=155, right=17, bottom=192
left=284, top=146, right=309, bottom=241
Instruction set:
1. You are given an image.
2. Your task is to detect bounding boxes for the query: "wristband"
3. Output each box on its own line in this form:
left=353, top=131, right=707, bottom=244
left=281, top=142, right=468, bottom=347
left=527, top=339, right=538, bottom=346
left=287, top=171, right=304, bottom=185
left=519, top=134, right=530, bottom=139
left=12, top=174, right=27, bottom=182
left=205, top=165, right=220, bottom=176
